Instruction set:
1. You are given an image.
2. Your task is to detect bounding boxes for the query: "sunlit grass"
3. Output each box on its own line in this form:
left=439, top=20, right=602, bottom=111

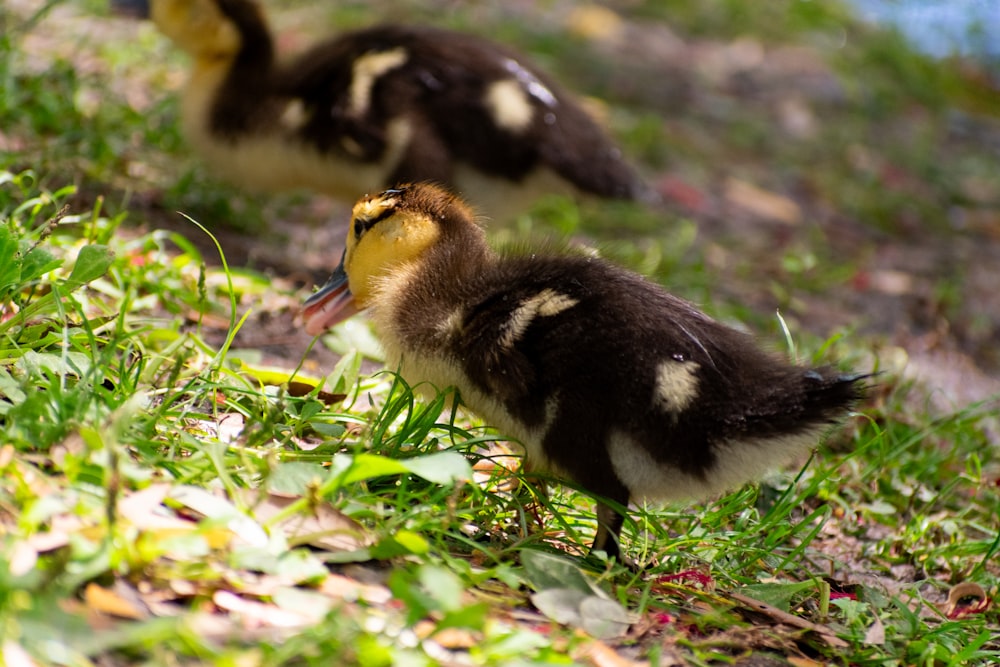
left=2, top=0, right=999, bottom=663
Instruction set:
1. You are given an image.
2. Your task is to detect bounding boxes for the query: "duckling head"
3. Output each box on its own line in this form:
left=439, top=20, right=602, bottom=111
left=303, top=184, right=477, bottom=335
left=113, top=0, right=244, bottom=61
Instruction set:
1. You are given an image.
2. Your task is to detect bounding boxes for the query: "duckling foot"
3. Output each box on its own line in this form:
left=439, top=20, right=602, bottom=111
left=588, top=502, right=643, bottom=573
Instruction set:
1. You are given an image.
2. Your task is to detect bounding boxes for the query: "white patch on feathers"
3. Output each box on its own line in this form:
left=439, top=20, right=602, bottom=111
left=607, top=428, right=823, bottom=503
left=653, top=360, right=700, bottom=413
left=484, top=79, right=534, bottom=133
left=499, top=289, right=579, bottom=349
left=280, top=99, right=307, bottom=130
left=370, top=266, right=567, bottom=479
left=437, top=308, right=465, bottom=338
left=348, top=48, right=408, bottom=117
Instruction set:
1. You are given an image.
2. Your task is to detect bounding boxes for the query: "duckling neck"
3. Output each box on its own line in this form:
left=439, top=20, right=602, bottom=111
left=180, top=0, right=279, bottom=153
left=214, top=0, right=274, bottom=70
left=209, top=0, right=277, bottom=133
left=369, top=229, right=496, bottom=357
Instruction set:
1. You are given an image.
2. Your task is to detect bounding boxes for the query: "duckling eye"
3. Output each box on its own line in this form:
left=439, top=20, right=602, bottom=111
left=353, top=206, right=396, bottom=240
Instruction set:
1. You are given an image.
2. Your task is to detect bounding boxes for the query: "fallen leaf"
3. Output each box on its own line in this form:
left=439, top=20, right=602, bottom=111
left=864, top=269, right=914, bottom=296
left=119, top=485, right=184, bottom=529
left=532, top=588, right=589, bottom=626
left=286, top=381, right=346, bottom=405
left=531, top=588, right=631, bottom=640
left=216, top=412, right=245, bottom=444
left=170, top=485, right=269, bottom=547
left=521, top=550, right=607, bottom=598
left=579, top=596, right=633, bottom=640
left=863, top=612, right=886, bottom=645
left=724, top=178, right=801, bottom=225
left=84, top=582, right=148, bottom=620
left=213, top=591, right=313, bottom=629
left=431, top=627, right=479, bottom=649
left=565, top=5, right=625, bottom=43
left=574, top=638, right=648, bottom=667
left=788, top=658, right=826, bottom=667
left=942, top=582, right=991, bottom=619
left=26, top=530, right=71, bottom=553
left=7, top=541, right=37, bottom=577
left=2, top=640, right=39, bottom=667
left=472, top=442, right=521, bottom=492
left=271, top=586, right=335, bottom=623
left=319, top=573, right=392, bottom=605
left=243, top=490, right=370, bottom=552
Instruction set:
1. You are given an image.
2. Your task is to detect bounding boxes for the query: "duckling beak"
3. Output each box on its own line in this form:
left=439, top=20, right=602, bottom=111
left=302, top=252, right=361, bottom=335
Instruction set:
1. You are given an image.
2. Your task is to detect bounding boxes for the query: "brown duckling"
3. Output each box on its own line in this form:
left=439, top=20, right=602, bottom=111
left=302, top=184, right=866, bottom=563
left=112, top=0, right=655, bottom=215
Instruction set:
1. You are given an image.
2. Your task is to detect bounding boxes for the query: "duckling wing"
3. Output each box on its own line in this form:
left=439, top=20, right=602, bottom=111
left=436, top=255, right=862, bottom=500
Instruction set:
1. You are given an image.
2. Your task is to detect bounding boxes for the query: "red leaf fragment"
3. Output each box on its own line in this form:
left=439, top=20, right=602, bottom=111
left=829, top=591, right=858, bottom=601
left=656, top=569, right=714, bottom=589
left=944, top=582, right=991, bottom=619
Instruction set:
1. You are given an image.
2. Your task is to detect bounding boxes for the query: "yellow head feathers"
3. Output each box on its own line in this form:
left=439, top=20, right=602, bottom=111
left=148, top=0, right=242, bottom=59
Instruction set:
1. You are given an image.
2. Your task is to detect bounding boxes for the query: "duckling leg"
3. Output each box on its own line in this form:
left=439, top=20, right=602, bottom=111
left=593, top=502, right=625, bottom=560
left=592, top=501, right=644, bottom=572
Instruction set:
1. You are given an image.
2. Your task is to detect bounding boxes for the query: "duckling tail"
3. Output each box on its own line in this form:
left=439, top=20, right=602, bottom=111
left=802, top=370, right=871, bottom=422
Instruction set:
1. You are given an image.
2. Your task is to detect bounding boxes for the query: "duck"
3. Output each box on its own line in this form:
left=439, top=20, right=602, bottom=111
left=111, top=0, right=656, bottom=216
left=301, top=183, right=867, bottom=564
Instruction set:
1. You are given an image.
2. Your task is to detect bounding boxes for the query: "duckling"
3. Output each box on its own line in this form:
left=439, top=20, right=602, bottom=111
left=112, top=0, right=655, bottom=215
left=302, top=184, right=866, bottom=563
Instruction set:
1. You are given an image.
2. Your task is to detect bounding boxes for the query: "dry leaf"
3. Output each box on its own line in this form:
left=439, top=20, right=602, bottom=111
left=26, top=530, right=71, bottom=553
left=213, top=590, right=313, bottom=629
left=943, top=582, right=991, bottom=619
left=431, top=627, right=479, bottom=649
left=788, top=658, right=826, bottom=667
left=574, top=638, right=648, bottom=667
left=0, top=444, right=14, bottom=468
left=7, top=541, right=37, bottom=577
left=864, top=269, right=915, bottom=296
left=170, top=486, right=269, bottom=547
left=2, top=640, right=39, bottom=667
left=245, top=491, right=369, bottom=552
left=565, top=5, right=625, bottom=43
left=118, top=484, right=194, bottom=532
left=863, top=612, right=885, bottom=645
left=472, top=442, right=521, bottom=492
left=84, top=582, right=148, bottom=620
left=286, top=380, right=346, bottom=405
left=319, top=573, right=392, bottom=605
left=216, top=413, right=245, bottom=444
left=724, top=178, right=802, bottom=225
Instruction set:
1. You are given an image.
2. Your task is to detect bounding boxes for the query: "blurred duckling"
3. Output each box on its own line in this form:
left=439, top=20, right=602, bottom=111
left=302, top=184, right=866, bottom=563
left=112, top=0, right=655, bottom=215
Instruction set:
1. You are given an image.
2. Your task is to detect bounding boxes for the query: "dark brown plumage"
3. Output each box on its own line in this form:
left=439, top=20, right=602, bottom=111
left=113, top=0, right=655, bottom=215
left=302, top=184, right=868, bottom=564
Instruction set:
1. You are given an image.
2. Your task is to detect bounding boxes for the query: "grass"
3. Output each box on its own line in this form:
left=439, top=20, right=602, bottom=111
left=2, top=0, right=999, bottom=664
